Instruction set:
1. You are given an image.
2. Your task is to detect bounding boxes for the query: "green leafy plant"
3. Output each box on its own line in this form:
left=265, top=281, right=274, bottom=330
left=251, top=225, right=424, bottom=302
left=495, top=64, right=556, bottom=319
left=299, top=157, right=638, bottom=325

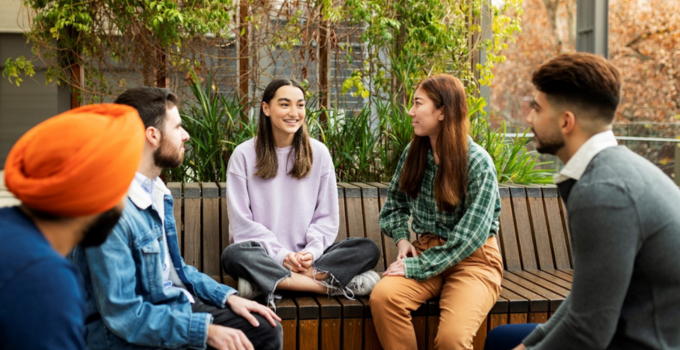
left=469, top=96, right=554, bottom=184
left=165, top=72, right=551, bottom=185
left=163, top=70, right=254, bottom=183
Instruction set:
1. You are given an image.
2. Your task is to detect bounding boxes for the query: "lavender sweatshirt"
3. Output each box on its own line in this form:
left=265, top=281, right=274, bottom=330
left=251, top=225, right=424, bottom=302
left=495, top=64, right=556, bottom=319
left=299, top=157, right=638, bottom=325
left=227, top=138, right=340, bottom=265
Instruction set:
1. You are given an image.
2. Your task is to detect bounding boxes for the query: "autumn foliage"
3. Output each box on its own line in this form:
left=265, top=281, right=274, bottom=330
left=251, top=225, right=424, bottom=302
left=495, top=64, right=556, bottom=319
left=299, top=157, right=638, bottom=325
left=491, top=0, right=680, bottom=124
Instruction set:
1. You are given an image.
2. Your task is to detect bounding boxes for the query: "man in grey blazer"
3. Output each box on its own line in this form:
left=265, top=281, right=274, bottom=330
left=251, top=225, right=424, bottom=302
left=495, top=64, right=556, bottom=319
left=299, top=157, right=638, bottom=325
left=485, top=53, right=680, bottom=350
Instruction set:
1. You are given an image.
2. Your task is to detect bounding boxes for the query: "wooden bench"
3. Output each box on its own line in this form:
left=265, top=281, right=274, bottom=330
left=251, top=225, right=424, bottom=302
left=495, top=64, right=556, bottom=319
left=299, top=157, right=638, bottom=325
left=168, top=182, right=573, bottom=350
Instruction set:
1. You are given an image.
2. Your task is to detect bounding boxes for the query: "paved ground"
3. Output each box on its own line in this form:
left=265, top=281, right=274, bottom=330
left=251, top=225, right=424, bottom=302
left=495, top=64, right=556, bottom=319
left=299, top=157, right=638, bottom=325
left=0, top=170, right=20, bottom=208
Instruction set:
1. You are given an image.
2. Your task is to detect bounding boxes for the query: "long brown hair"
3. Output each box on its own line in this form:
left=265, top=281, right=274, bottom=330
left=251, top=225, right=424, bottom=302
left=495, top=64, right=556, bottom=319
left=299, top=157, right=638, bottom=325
left=399, top=74, right=470, bottom=212
left=254, top=78, right=313, bottom=179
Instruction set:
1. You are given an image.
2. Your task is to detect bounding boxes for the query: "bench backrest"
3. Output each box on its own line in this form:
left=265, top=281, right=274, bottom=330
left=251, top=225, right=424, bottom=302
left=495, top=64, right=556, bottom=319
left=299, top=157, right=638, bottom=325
left=167, top=182, right=573, bottom=283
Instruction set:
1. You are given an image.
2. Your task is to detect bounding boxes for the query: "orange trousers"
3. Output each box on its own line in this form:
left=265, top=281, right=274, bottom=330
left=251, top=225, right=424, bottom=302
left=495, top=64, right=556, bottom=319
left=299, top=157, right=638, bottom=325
left=370, top=234, right=503, bottom=350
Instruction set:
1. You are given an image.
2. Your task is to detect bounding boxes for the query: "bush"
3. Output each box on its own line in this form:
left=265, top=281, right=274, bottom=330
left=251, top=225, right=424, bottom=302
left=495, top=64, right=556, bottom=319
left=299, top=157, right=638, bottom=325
left=164, top=72, right=553, bottom=184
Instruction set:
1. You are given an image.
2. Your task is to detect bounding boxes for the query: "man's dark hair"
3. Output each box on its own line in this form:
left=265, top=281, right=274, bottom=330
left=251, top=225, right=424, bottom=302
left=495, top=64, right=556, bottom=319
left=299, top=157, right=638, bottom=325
left=114, top=87, right=179, bottom=130
left=532, top=52, right=622, bottom=124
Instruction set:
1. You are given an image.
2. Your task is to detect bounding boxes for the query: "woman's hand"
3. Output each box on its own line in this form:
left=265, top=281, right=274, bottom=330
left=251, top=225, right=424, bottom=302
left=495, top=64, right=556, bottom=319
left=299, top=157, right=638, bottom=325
left=283, top=252, right=305, bottom=272
left=397, top=239, right=418, bottom=259
left=512, top=344, right=527, bottom=350
left=383, top=259, right=406, bottom=277
left=296, top=252, right=313, bottom=269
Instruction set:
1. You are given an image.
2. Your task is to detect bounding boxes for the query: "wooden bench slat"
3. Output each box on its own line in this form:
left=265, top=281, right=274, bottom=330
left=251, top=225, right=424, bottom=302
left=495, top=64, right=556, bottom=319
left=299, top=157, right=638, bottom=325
left=296, top=297, right=320, bottom=350
left=339, top=297, right=364, bottom=350
left=298, top=319, right=319, bottom=350
left=543, top=269, right=573, bottom=282
left=372, top=182, right=399, bottom=268
left=498, top=186, right=522, bottom=271
left=218, top=182, right=230, bottom=283
left=337, top=187, right=349, bottom=242
left=276, top=297, right=298, bottom=350
left=321, top=318, right=342, bottom=350
left=526, top=186, right=556, bottom=270
left=343, top=318, right=363, bottom=350
left=316, top=296, right=341, bottom=319
left=530, top=312, right=548, bottom=324
left=427, top=299, right=440, bottom=350
left=316, top=296, right=342, bottom=349
left=509, top=313, right=528, bottom=324
left=167, top=182, right=183, bottom=255
left=503, top=273, right=565, bottom=312
left=490, top=295, right=510, bottom=314
left=338, top=183, right=366, bottom=239
left=541, top=186, right=573, bottom=270
left=525, top=270, right=572, bottom=289
left=281, top=319, right=297, bottom=350
left=509, top=271, right=571, bottom=297
left=500, top=278, right=549, bottom=313
left=500, top=287, right=529, bottom=314
left=489, top=313, right=509, bottom=332
left=352, top=183, right=386, bottom=272
left=357, top=297, right=382, bottom=350
left=509, top=186, right=539, bottom=271
left=183, top=183, right=202, bottom=269
left=558, top=194, right=573, bottom=263
left=202, top=182, right=221, bottom=280
left=338, top=297, right=364, bottom=319
left=275, top=297, right=298, bottom=320
left=295, top=296, right=320, bottom=319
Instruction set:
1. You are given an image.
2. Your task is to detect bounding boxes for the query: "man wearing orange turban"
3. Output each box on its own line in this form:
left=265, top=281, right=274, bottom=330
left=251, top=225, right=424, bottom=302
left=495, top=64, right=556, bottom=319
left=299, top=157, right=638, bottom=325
left=0, top=104, right=145, bottom=350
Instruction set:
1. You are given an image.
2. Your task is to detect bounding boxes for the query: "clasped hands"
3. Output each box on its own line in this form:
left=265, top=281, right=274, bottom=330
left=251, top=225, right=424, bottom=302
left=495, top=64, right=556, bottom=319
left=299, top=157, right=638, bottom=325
left=383, top=239, right=419, bottom=277
left=283, top=251, right=313, bottom=273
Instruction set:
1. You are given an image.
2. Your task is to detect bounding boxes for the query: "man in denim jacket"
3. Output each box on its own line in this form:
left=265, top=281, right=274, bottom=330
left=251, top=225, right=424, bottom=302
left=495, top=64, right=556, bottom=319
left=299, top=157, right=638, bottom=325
left=70, top=87, right=282, bottom=350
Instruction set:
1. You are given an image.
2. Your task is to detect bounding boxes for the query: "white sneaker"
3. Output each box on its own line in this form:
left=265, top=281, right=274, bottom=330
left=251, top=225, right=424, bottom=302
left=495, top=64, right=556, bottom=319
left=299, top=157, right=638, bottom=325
left=347, top=270, right=381, bottom=296
left=237, top=278, right=262, bottom=300
left=331, top=270, right=381, bottom=297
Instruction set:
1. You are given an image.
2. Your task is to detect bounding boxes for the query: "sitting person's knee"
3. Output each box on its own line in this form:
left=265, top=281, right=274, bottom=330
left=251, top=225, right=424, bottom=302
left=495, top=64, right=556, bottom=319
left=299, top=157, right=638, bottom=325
left=369, top=279, right=396, bottom=307
left=366, top=239, right=381, bottom=260
left=252, top=316, right=283, bottom=350
left=435, top=329, right=472, bottom=350
left=356, top=238, right=381, bottom=266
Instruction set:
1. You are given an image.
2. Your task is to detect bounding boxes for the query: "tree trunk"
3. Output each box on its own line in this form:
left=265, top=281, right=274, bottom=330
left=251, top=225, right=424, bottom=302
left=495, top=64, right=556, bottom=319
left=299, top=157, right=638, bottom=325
left=543, top=0, right=563, bottom=53
left=318, top=5, right=331, bottom=123
left=156, top=47, right=167, bottom=88
left=238, top=0, right=250, bottom=119
left=565, top=0, right=576, bottom=48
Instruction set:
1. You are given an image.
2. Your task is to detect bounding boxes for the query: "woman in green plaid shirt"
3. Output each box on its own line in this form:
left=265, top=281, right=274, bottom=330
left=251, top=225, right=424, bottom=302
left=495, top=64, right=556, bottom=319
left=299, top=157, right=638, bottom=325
left=369, top=74, right=503, bottom=350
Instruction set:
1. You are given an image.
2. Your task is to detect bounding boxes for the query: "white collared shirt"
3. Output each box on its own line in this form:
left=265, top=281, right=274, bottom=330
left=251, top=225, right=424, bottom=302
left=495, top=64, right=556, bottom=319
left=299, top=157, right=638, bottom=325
left=130, top=173, right=194, bottom=303
left=553, top=130, right=619, bottom=184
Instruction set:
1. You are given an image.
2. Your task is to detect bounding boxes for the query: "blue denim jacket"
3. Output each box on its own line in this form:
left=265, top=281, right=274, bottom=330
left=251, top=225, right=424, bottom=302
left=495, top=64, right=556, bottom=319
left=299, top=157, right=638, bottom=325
left=70, top=180, right=236, bottom=349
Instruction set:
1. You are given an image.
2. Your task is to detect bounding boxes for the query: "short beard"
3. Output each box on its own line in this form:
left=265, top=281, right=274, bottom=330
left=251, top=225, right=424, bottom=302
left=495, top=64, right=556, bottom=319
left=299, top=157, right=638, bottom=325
left=533, top=129, right=565, bottom=155
left=153, top=133, right=184, bottom=169
left=79, top=207, right=123, bottom=248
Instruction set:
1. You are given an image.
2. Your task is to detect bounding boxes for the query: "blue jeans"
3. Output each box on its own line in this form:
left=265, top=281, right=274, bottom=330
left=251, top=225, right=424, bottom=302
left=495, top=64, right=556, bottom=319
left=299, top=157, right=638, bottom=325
left=485, top=324, right=539, bottom=350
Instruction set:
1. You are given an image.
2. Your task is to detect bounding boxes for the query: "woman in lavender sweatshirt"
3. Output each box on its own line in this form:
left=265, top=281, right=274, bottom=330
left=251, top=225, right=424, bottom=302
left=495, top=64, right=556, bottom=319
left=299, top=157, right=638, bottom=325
left=221, top=78, right=381, bottom=305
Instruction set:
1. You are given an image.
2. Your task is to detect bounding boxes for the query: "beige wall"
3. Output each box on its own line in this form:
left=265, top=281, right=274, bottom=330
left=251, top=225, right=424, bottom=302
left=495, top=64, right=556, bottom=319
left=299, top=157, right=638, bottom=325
left=0, top=0, right=31, bottom=33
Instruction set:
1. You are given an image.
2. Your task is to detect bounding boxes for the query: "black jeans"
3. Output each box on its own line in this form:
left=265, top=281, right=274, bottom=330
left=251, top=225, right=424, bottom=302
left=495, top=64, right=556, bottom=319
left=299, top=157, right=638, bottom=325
left=191, top=297, right=283, bottom=350
left=221, top=238, right=380, bottom=302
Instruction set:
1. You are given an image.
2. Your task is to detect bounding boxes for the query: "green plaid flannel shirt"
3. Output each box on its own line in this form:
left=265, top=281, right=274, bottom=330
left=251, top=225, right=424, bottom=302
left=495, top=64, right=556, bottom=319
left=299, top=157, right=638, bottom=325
left=379, top=138, right=501, bottom=281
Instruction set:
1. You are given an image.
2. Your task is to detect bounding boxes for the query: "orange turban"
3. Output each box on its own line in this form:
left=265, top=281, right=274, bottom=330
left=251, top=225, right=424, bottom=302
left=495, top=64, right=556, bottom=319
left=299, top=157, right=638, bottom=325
left=4, top=104, right=145, bottom=217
